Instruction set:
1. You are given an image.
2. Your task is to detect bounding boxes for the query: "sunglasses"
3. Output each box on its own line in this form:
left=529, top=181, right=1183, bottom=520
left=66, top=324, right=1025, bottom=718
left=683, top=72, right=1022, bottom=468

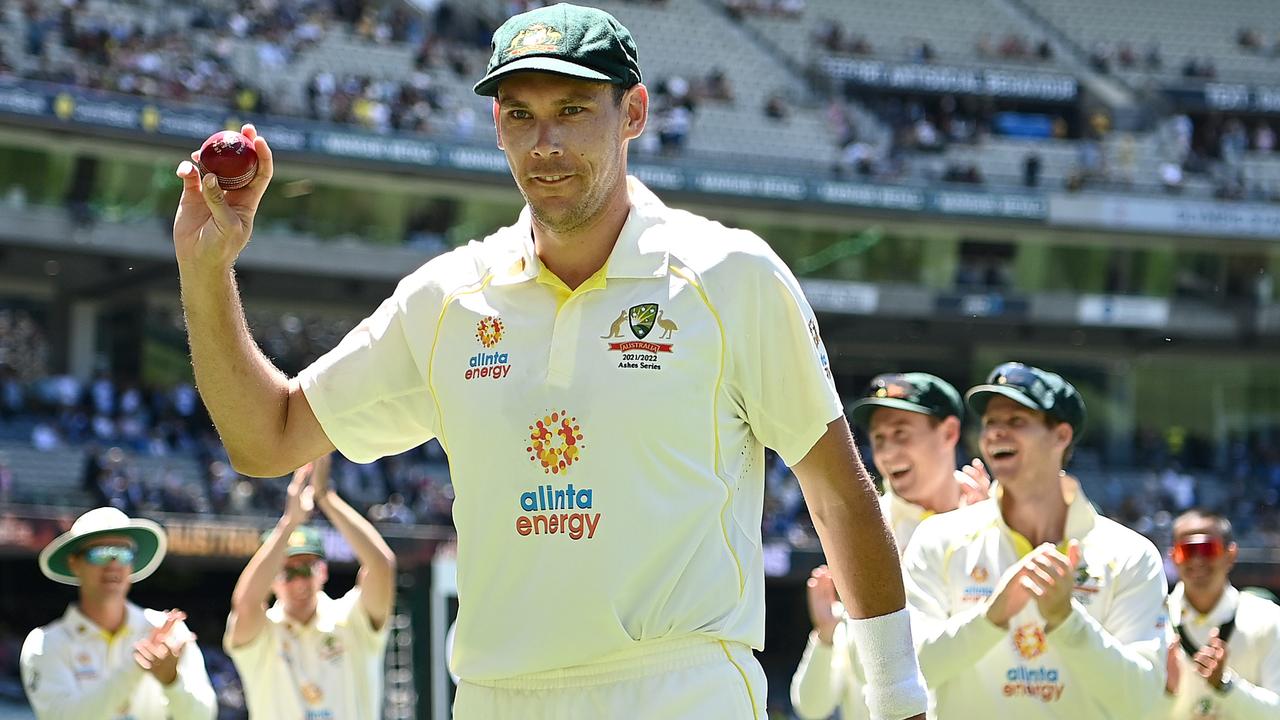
left=989, top=363, right=1053, bottom=408
left=1172, top=534, right=1225, bottom=564
left=82, top=545, right=136, bottom=567
left=280, top=561, right=318, bottom=581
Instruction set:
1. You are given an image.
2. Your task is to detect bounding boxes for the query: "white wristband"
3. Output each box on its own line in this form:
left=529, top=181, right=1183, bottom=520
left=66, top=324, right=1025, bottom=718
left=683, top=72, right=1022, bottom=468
left=847, top=608, right=928, bottom=720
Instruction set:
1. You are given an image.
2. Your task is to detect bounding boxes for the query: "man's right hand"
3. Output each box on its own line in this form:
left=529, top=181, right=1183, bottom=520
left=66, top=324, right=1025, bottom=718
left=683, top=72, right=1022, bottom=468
left=984, top=557, right=1033, bottom=628
left=173, top=124, right=274, bottom=273
left=805, top=564, right=843, bottom=644
left=283, top=462, right=315, bottom=527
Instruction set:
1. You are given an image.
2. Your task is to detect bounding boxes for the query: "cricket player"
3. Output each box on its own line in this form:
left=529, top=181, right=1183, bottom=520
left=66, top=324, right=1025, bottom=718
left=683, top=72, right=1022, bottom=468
left=170, top=4, right=926, bottom=718
left=21, top=507, right=216, bottom=720
left=902, top=362, right=1168, bottom=718
left=1155, top=508, right=1280, bottom=718
left=224, top=454, right=396, bottom=720
left=793, top=373, right=986, bottom=719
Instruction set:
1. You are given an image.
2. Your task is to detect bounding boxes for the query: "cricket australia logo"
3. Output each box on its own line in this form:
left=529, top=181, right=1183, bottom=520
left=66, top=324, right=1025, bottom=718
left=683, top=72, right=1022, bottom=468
left=603, top=304, right=678, bottom=370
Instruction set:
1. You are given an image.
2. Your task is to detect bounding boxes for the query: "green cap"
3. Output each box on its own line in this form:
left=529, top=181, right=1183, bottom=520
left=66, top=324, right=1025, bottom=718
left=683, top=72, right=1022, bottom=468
left=965, top=362, right=1086, bottom=438
left=849, top=373, right=963, bottom=430
left=264, top=526, right=326, bottom=559
left=474, top=3, right=642, bottom=97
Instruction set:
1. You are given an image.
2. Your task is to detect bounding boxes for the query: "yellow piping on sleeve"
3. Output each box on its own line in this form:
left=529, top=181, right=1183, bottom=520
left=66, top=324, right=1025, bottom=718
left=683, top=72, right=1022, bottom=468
left=428, top=274, right=495, bottom=457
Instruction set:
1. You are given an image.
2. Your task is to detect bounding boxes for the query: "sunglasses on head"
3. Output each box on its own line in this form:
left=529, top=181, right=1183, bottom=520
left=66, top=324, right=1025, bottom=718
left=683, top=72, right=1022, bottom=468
left=280, top=561, right=318, bottom=581
left=82, top=545, right=136, bottom=567
left=1172, top=534, right=1225, bottom=564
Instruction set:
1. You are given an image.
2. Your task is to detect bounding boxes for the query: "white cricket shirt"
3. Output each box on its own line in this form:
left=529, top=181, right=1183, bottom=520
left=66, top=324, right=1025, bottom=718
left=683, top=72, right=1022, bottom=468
left=20, top=602, right=216, bottom=720
left=1152, top=582, right=1280, bottom=719
left=225, top=589, right=390, bottom=720
left=299, top=177, right=842, bottom=681
left=901, top=478, right=1169, bottom=719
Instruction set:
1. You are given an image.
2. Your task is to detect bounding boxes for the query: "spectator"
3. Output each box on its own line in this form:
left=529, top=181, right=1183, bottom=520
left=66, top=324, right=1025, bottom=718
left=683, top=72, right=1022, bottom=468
left=764, top=93, right=789, bottom=121
left=1023, top=152, right=1042, bottom=188
left=1255, top=122, right=1276, bottom=153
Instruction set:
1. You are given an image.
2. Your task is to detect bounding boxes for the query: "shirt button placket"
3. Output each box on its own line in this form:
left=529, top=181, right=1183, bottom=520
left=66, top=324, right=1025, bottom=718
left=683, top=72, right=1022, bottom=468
left=547, top=298, right=583, bottom=387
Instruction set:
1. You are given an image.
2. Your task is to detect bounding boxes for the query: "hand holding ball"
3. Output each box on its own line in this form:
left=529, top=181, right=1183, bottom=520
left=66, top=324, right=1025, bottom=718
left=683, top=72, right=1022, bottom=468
left=197, top=131, right=259, bottom=191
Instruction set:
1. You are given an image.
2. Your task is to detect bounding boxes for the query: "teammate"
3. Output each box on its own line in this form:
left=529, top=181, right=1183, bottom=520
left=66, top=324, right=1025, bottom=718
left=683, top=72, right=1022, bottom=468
left=170, top=4, right=926, bottom=718
left=793, top=372, right=986, bottom=719
left=20, top=507, right=216, bottom=720
left=1155, top=508, right=1280, bottom=718
left=902, top=362, right=1168, bottom=718
left=224, top=454, right=396, bottom=720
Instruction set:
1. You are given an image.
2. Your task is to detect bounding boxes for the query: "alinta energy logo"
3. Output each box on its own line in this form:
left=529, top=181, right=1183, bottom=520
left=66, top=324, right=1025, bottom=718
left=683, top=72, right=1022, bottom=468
left=527, top=410, right=584, bottom=475
left=602, top=303, right=678, bottom=370
left=1004, top=623, right=1065, bottom=703
left=961, top=565, right=993, bottom=603
left=466, top=315, right=511, bottom=381
left=515, top=481, right=600, bottom=541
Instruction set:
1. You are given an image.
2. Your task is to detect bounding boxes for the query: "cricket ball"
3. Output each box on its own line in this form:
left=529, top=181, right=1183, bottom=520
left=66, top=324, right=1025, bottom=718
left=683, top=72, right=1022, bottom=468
left=197, top=131, right=259, bottom=191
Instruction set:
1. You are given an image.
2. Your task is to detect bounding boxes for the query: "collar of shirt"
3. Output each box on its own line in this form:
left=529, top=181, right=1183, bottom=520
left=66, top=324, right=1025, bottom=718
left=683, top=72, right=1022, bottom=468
left=993, top=474, right=1097, bottom=558
left=269, top=591, right=335, bottom=633
left=64, top=602, right=144, bottom=644
left=1169, top=582, right=1238, bottom=628
left=486, top=176, right=671, bottom=288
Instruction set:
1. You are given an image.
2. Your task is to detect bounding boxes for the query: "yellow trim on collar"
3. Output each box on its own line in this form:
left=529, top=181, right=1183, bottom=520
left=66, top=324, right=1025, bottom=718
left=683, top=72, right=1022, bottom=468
left=536, top=262, right=609, bottom=310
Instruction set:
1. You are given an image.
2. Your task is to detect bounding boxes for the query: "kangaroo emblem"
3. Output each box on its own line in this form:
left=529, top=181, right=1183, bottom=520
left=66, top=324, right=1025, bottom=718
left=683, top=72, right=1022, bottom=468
left=655, top=310, right=679, bottom=339
left=601, top=309, right=627, bottom=339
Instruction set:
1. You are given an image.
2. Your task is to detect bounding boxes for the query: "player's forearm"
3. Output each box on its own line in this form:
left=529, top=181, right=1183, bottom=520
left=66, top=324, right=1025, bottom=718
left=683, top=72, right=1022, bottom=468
left=179, top=266, right=290, bottom=477
left=790, top=631, right=845, bottom=719
left=807, top=465, right=905, bottom=619
left=230, top=515, right=297, bottom=613
left=1219, top=677, right=1280, bottom=718
left=318, top=489, right=396, bottom=579
left=1054, top=601, right=1163, bottom=715
left=164, top=644, right=217, bottom=720
left=318, top=489, right=396, bottom=621
left=912, top=603, right=1007, bottom=687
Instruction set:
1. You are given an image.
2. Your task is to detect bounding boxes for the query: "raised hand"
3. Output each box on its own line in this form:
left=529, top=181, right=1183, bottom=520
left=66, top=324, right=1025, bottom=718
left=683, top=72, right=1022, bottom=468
left=1020, top=541, right=1080, bottom=631
left=1193, top=628, right=1230, bottom=690
left=1165, top=637, right=1182, bottom=695
left=133, top=610, right=191, bottom=686
left=284, top=463, right=316, bottom=526
left=955, top=457, right=992, bottom=505
left=805, top=565, right=843, bottom=644
left=985, top=555, right=1034, bottom=628
left=173, top=124, right=274, bottom=272
left=309, top=453, right=333, bottom=500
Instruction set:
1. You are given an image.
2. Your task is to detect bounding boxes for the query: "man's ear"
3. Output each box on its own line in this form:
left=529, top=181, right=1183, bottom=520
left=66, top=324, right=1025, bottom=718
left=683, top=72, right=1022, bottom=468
left=622, top=84, right=648, bottom=141
left=493, top=100, right=504, bottom=150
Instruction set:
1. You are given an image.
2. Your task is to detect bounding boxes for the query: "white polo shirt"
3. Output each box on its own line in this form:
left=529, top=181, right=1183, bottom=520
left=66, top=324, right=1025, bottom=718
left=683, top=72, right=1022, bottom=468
left=901, top=478, right=1168, bottom=719
left=20, top=602, right=216, bottom=720
left=1152, top=583, right=1280, bottom=719
left=299, top=177, right=842, bottom=681
left=225, top=589, right=390, bottom=720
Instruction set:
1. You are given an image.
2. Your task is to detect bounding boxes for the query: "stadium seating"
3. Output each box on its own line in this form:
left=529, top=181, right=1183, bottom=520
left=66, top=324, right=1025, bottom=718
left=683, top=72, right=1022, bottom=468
left=1022, top=0, right=1280, bottom=84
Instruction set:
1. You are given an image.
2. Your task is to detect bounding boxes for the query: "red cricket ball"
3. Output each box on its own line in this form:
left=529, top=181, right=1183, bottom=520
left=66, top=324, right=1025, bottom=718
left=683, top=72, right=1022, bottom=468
left=197, top=131, right=259, bottom=191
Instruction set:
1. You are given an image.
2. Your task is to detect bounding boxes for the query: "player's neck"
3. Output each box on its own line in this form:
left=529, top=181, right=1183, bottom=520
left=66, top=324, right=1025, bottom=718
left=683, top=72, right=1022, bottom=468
left=1183, top=583, right=1227, bottom=616
left=1000, top=472, right=1068, bottom=547
left=285, top=597, right=319, bottom=626
left=77, top=594, right=128, bottom=634
left=532, top=180, right=632, bottom=290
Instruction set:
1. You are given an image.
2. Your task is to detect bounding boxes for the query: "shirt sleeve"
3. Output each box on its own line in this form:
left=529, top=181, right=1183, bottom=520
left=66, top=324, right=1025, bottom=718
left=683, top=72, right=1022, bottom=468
left=901, top=524, right=1007, bottom=689
left=719, top=238, right=842, bottom=466
left=298, top=274, right=441, bottom=463
left=1219, top=611, right=1280, bottom=719
left=223, top=611, right=274, bottom=677
left=164, top=624, right=217, bottom=720
left=20, top=626, right=147, bottom=720
left=790, top=629, right=848, bottom=720
left=1052, top=538, right=1168, bottom=719
left=341, top=588, right=392, bottom=656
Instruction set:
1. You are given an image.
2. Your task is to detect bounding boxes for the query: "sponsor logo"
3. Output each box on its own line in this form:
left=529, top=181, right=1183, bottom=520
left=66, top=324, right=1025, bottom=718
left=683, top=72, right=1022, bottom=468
left=527, top=411, right=585, bottom=475
left=73, top=652, right=97, bottom=680
left=1013, top=623, right=1047, bottom=659
left=962, top=565, right=994, bottom=601
left=1071, top=560, right=1102, bottom=604
left=603, top=304, right=678, bottom=369
left=1003, top=666, right=1066, bottom=703
left=515, top=483, right=601, bottom=540
left=465, top=316, right=512, bottom=381
left=319, top=634, right=344, bottom=662
left=971, top=566, right=990, bottom=583
left=475, top=316, right=504, bottom=348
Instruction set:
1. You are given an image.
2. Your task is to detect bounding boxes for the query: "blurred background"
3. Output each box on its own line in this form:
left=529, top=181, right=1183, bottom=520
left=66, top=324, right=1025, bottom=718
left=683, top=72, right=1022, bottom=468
left=0, top=0, right=1278, bottom=717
